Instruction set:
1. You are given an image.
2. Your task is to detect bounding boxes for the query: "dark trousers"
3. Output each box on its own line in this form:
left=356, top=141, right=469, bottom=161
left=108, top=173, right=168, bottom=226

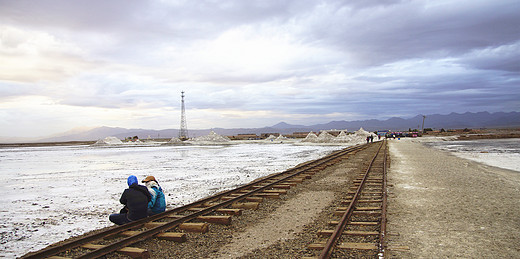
left=109, top=213, right=131, bottom=225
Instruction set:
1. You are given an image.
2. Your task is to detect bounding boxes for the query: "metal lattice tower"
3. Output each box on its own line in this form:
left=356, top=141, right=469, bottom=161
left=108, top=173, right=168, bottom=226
left=179, top=91, right=188, bottom=140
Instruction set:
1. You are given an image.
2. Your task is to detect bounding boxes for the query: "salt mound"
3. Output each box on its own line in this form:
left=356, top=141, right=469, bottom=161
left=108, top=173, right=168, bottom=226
left=354, top=127, right=371, bottom=136
left=168, top=137, right=183, bottom=143
left=334, top=131, right=353, bottom=143
left=316, top=131, right=336, bottom=142
left=275, top=134, right=288, bottom=141
left=337, top=131, right=349, bottom=138
left=265, top=135, right=277, bottom=141
left=192, top=131, right=230, bottom=142
left=301, top=132, right=319, bottom=142
left=94, top=136, right=123, bottom=145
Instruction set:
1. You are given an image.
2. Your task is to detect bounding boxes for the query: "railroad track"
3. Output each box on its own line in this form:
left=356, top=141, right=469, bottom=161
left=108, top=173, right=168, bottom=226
left=22, top=143, right=370, bottom=259
left=306, top=140, right=388, bottom=258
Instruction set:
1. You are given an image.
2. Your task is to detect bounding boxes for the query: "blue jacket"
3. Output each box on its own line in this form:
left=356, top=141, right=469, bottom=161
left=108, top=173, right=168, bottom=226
left=147, top=183, right=166, bottom=215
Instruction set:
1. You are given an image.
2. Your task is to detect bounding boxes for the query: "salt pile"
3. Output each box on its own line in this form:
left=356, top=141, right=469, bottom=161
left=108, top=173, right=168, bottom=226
left=94, top=136, right=123, bottom=145
left=275, top=134, right=288, bottom=141
left=265, top=135, right=277, bottom=141
left=190, top=131, right=230, bottom=143
left=168, top=137, right=183, bottom=143
left=298, top=128, right=377, bottom=145
left=301, top=132, right=319, bottom=143
left=317, top=131, right=336, bottom=142
left=354, top=127, right=371, bottom=136
left=333, top=131, right=352, bottom=143
left=302, top=131, right=337, bottom=143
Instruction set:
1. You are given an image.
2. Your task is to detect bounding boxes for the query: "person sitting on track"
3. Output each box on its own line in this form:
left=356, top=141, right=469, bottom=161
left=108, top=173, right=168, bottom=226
left=142, top=175, right=166, bottom=216
left=109, top=175, right=151, bottom=225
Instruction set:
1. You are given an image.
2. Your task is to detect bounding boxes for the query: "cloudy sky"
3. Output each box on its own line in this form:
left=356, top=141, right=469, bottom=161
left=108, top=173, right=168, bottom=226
left=1, top=0, right=519, bottom=137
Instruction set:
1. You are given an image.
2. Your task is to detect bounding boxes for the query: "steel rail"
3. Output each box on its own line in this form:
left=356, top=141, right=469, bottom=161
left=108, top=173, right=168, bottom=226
left=23, top=144, right=367, bottom=259
left=379, top=143, right=388, bottom=257
left=318, top=141, right=385, bottom=259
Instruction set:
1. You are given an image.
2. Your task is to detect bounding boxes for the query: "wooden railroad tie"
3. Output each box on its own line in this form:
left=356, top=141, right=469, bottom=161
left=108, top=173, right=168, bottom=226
left=231, top=202, right=260, bottom=210
left=336, top=206, right=381, bottom=211
left=184, top=207, right=243, bottom=215
left=252, top=184, right=291, bottom=189
left=308, top=241, right=378, bottom=251
left=144, top=222, right=210, bottom=233
left=81, top=243, right=150, bottom=258
left=353, top=179, right=383, bottom=183
left=335, top=210, right=382, bottom=216
left=318, top=230, right=379, bottom=237
left=342, top=199, right=382, bottom=204
left=118, top=230, right=187, bottom=243
left=254, top=193, right=281, bottom=199
left=348, top=191, right=381, bottom=195
left=328, top=221, right=379, bottom=226
left=219, top=196, right=263, bottom=202
left=286, top=178, right=305, bottom=183
left=240, top=189, right=287, bottom=195
left=339, top=242, right=378, bottom=250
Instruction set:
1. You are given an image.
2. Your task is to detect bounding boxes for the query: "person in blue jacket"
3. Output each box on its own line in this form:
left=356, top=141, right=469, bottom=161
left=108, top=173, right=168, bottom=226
left=109, top=175, right=151, bottom=225
left=142, top=175, right=166, bottom=215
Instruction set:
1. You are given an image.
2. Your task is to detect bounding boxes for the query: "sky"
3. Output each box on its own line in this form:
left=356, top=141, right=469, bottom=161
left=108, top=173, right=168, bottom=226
left=1, top=0, right=519, bottom=138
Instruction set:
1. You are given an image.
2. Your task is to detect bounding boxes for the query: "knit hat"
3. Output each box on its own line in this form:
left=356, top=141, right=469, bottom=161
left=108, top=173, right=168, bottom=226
left=127, top=175, right=138, bottom=186
left=142, top=175, right=157, bottom=183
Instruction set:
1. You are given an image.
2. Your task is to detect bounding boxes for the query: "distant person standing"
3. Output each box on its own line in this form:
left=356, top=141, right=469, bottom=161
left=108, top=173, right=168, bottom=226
left=142, top=176, right=166, bottom=215
left=109, top=175, right=151, bottom=225
left=366, top=136, right=370, bottom=144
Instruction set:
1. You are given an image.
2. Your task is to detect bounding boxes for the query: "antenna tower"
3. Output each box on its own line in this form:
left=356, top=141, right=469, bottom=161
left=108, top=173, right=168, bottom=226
left=179, top=91, right=188, bottom=140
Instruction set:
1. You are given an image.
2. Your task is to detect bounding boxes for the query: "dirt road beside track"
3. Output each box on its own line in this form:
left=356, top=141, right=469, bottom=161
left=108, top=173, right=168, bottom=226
left=387, top=139, right=520, bottom=258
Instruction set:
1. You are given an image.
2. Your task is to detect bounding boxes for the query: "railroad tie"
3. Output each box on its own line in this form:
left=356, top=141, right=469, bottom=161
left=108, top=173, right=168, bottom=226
left=231, top=202, right=260, bottom=210
left=328, top=221, right=379, bottom=226
left=220, top=196, right=263, bottom=202
left=197, top=215, right=232, bottom=225
left=338, top=242, right=378, bottom=250
left=144, top=221, right=209, bottom=233
left=81, top=244, right=149, bottom=258
left=118, top=230, right=187, bottom=243
left=318, top=229, right=379, bottom=237
left=255, top=192, right=280, bottom=199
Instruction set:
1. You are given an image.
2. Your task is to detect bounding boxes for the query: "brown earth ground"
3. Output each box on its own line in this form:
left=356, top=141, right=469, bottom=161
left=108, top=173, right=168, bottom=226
left=386, top=138, right=520, bottom=258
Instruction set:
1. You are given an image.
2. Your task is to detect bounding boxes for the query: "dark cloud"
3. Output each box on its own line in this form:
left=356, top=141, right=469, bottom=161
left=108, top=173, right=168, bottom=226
left=299, top=1, right=520, bottom=67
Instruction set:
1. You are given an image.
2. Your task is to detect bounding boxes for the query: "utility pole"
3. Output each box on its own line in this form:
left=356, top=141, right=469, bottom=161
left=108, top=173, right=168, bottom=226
left=422, top=115, right=426, bottom=133
left=179, top=91, right=188, bottom=140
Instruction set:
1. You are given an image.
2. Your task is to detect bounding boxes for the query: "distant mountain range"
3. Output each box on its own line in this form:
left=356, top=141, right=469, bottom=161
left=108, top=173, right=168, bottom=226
left=8, top=111, right=520, bottom=143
